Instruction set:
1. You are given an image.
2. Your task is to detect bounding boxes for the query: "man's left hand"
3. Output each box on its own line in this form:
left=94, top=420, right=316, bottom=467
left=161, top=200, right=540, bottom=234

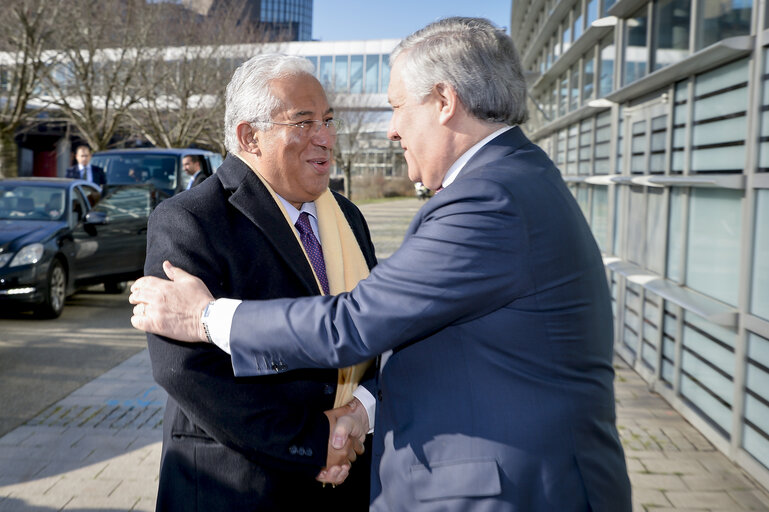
left=129, top=260, right=213, bottom=341
left=317, top=399, right=368, bottom=486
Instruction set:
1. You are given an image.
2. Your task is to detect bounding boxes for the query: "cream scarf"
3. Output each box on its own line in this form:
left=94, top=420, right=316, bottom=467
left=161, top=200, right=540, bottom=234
left=239, top=156, right=372, bottom=407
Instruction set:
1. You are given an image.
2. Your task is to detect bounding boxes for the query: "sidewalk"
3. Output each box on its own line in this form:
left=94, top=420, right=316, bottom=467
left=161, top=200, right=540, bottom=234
left=1, top=198, right=768, bottom=511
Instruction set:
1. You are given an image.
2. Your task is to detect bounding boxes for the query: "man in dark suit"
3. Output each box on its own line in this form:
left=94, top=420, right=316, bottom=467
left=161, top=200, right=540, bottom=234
left=66, top=144, right=106, bottom=186
left=139, top=54, right=376, bottom=511
left=130, top=18, right=632, bottom=511
left=181, top=154, right=209, bottom=189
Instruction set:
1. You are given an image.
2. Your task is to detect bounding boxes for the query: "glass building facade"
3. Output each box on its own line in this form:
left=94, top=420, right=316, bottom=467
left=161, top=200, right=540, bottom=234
left=512, top=0, right=769, bottom=489
left=259, top=0, right=313, bottom=41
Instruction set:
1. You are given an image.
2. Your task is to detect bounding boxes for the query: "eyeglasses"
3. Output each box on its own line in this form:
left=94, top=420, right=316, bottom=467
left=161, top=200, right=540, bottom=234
left=266, top=119, right=342, bottom=135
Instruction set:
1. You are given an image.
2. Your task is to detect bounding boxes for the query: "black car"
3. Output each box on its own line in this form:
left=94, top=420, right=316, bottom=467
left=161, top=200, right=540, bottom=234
left=0, top=178, right=163, bottom=318
left=91, top=148, right=223, bottom=196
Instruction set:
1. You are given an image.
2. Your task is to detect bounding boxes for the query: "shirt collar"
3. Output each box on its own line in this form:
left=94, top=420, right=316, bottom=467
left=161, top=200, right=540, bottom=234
left=441, top=126, right=513, bottom=189
left=276, top=194, right=317, bottom=226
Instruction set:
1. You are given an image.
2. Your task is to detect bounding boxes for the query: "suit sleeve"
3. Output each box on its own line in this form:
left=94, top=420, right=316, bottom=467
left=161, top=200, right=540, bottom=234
left=145, top=201, right=331, bottom=474
left=230, top=177, right=531, bottom=376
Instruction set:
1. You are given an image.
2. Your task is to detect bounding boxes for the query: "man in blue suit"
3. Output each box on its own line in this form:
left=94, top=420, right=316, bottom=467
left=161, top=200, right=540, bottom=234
left=130, top=17, right=631, bottom=511
left=66, top=144, right=106, bottom=187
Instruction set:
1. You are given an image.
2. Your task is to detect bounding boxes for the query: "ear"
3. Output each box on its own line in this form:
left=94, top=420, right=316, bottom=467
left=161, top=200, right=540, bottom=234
left=434, top=83, right=459, bottom=126
left=236, top=122, right=260, bottom=155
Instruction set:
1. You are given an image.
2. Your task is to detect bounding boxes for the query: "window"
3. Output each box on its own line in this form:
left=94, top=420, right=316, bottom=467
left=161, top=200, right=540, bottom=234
left=573, top=5, right=584, bottom=41
left=624, top=6, right=649, bottom=86
left=350, top=55, right=363, bottom=94
left=743, top=332, right=769, bottom=470
left=667, top=188, right=683, bottom=282
left=569, top=64, right=580, bottom=111
left=335, top=55, right=348, bottom=92
left=365, top=54, right=379, bottom=93
left=599, top=35, right=615, bottom=97
left=582, top=52, right=595, bottom=103
left=319, top=56, right=333, bottom=88
left=653, top=0, right=690, bottom=71
left=591, top=185, right=609, bottom=251
left=751, top=190, right=769, bottom=320
left=587, top=0, right=598, bottom=26
left=696, top=0, right=753, bottom=50
left=672, top=80, right=689, bottom=173
left=686, top=188, right=743, bottom=306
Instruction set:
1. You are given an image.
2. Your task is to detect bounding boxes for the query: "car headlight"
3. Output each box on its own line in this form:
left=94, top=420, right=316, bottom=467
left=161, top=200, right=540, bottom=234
left=9, top=243, right=44, bottom=267
left=0, top=252, right=12, bottom=267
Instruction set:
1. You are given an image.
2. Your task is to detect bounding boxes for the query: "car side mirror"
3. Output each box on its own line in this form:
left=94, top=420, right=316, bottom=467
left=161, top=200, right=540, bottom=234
left=84, top=211, right=108, bottom=225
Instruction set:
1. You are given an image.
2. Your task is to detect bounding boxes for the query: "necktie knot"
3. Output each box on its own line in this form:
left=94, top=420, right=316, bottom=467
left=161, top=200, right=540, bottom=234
left=295, top=212, right=330, bottom=295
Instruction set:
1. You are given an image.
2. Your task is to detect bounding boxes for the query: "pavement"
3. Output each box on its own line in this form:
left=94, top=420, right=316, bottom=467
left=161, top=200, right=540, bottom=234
left=1, top=198, right=769, bottom=511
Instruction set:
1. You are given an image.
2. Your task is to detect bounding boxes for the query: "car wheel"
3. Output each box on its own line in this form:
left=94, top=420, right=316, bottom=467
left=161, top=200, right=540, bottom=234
left=36, top=259, right=67, bottom=319
left=104, top=280, right=127, bottom=294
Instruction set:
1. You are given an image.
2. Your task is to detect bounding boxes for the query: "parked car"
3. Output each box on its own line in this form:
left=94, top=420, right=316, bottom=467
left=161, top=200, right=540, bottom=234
left=91, top=148, right=223, bottom=196
left=0, top=178, right=164, bottom=318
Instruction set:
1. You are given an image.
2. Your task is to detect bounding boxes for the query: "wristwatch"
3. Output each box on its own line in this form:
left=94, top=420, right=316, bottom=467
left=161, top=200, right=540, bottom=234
left=201, top=300, right=216, bottom=344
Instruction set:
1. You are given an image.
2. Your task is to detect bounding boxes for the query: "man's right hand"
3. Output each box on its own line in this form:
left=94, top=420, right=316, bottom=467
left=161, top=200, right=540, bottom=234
left=317, top=398, right=370, bottom=486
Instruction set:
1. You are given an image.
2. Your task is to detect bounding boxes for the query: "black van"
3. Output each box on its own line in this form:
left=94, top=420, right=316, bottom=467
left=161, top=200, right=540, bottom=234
left=92, top=148, right=223, bottom=197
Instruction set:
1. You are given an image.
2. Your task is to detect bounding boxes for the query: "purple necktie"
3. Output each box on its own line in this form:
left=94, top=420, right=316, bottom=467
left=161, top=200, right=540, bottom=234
left=295, top=212, right=330, bottom=295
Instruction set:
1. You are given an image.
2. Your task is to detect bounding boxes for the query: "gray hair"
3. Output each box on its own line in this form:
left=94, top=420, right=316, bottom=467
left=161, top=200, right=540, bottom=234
left=391, top=17, right=528, bottom=125
left=224, top=53, right=315, bottom=154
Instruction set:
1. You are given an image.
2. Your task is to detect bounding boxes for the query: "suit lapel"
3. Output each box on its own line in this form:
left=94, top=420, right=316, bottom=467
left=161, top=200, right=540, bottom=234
left=217, top=156, right=320, bottom=294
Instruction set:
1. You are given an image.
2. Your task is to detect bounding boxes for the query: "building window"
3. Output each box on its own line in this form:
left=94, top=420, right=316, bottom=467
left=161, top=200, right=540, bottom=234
left=365, top=54, right=379, bottom=93
left=743, top=331, right=769, bottom=470
left=646, top=188, right=666, bottom=274
left=686, top=188, right=743, bottom=306
left=559, top=74, right=569, bottom=116
left=350, top=55, right=363, bottom=94
left=591, top=185, right=609, bottom=251
left=757, top=49, right=769, bottom=172
left=672, top=80, right=689, bottom=173
left=599, top=35, right=615, bottom=97
left=752, top=190, right=769, bottom=320
left=579, top=119, right=593, bottom=174
left=582, top=52, right=595, bottom=103
left=569, top=64, right=580, bottom=112
left=667, top=188, right=684, bottom=282
left=653, top=0, right=690, bottom=71
left=649, top=114, right=668, bottom=173
left=696, top=0, right=753, bottom=51
left=603, top=0, right=617, bottom=16
left=319, top=56, right=333, bottom=88
left=381, top=55, right=390, bottom=94
left=335, top=55, right=348, bottom=92
left=624, top=6, right=649, bottom=86
left=691, top=58, right=749, bottom=173
left=573, top=5, right=584, bottom=41
left=594, top=111, right=611, bottom=173
left=587, top=0, right=598, bottom=26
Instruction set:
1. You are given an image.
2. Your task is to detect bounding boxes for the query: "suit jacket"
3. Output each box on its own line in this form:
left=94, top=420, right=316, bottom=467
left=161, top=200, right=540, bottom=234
left=145, top=155, right=376, bottom=511
left=189, top=170, right=209, bottom=188
left=66, top=164, right=106, bottom=186
left=229, top=127, right=632, bottom=511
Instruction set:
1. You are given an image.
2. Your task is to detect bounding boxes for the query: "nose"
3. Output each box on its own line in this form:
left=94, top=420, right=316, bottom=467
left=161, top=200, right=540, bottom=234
left=387, top=116, right=400, bottom=141
left=311, top=123, right=335, bottom=149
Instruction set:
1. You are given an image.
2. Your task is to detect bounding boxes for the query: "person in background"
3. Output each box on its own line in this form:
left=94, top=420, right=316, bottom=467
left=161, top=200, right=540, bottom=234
left=66, top=144, right=106, bottom=187
left=182, top=154, right=209, bottom=189
left=130, top=17, right=632, bottom=512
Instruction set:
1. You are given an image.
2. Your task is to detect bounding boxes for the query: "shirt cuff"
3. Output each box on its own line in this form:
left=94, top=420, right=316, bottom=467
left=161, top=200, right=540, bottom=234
left=352, top=386, right=376, bottom=434
left=207, top=298, right=242, bottom=354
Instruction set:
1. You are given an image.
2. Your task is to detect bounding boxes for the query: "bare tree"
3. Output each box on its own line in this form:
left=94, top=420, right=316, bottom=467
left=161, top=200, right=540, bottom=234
left=0, top=0, right=60, bottom=177
left=125, top=1, right=273, bottom=152
left=38, top=0, right=156, bottom=151
left=329, top=93, right=390, bottom=200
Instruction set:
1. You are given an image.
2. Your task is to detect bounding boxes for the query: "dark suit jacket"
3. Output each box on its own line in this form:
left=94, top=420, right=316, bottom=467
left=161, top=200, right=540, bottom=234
left=228, top=127, right=632, bottom=511
left=145, top=155, right=376, bottom=511
left=66, top=164, right=106, bottom=186
left=189, top=170, right=209, bottom=188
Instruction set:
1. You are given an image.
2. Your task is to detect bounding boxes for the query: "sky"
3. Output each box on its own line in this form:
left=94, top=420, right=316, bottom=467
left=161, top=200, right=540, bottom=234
left=312, top=1, right=512, bottom=41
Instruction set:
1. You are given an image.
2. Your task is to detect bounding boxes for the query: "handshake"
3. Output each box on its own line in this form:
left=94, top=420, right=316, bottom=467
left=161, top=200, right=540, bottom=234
left=318, top=398, right=370, bottom=486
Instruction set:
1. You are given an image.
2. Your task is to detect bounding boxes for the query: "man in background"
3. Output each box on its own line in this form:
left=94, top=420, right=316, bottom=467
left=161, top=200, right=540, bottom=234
left=182, top=154, right=208, bottom=189
left=66, top=144, right=106, bottom=187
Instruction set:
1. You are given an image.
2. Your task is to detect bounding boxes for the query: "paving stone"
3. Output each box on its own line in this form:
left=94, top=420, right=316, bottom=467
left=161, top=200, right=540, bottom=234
left=643, top=458, right=707, bottom=475
left=630, top=472, right=688, bottom=490
left=633, top=488, right=672, bottom=507
left=666, top=491, right=740, bottom=509
left=728, top=489, right=769, bottom=510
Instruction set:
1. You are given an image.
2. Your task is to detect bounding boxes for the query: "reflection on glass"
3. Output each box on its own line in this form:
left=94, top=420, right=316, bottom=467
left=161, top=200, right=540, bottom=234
left=559, top=74, right=569, bottom=116
left=335, top=55, right=348, bottom=92
left=653, top=0, right=690, bottom=71
left=751, top=190, right=769, bottom=320
left=365, top=54, right=378, bottom=93
left=350, top=55, right=363, bottom=94
left=587, top=0, right=598, bottom=26
left=591, top=186, right=609, bottom=251
left=624, top=7, right=649, bottom=86
left=686, top=188, right=743, bottom=306
left=582, top=55, right=595, bottom=102
left=599, top=36, right=615, bottom=97
left=570, top=64, right=580, bottom=111
left=319, top=56, right=333, bottom=88
left=667, top=188, right=683, bottom=282
left=573, top=7, right=583, bottom=41
left=696, top=0, right=753, bottom=50
left=603, top=0, right=617, bottom=15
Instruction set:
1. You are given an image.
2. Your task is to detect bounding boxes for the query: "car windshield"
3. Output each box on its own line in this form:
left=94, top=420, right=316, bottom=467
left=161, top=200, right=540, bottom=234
left=0, top=185, right=66, bottom=221
left=92, top=154, right=178, bottom=192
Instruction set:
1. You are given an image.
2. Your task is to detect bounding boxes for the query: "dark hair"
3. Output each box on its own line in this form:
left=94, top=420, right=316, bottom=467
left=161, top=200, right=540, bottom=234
left=75, top=143, right=92, bottom=153
left=183, top=154, right=204, bottom=165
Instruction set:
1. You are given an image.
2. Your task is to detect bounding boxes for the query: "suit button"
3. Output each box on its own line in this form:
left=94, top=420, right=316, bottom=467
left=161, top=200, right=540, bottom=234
left=298, top=447, right=306, bottom=456
left=289, top=445, right=298, bottom=455
left=323, top=384, right=334, bottom=395
left=306, top=448, right=313, bottom=457
left=377, top=390, right=383, bottom=401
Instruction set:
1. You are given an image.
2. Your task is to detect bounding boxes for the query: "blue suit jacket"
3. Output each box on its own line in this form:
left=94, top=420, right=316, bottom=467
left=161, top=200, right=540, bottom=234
left=230, top=127, right=631, bottom=511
